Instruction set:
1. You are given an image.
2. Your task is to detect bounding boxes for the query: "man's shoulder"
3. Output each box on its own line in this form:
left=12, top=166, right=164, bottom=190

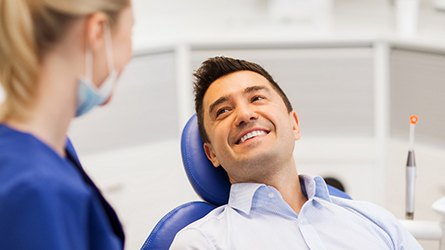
left=332, top=197, right=405, bottom=238
left=174, top=204, right=235, bottom=238
left=329, top=196, right=421, bottom=247
left=180, top=204, right=229, bottom=231
left=170, top=205, right=231, bottom=249
left=330, top=196, right=396, bottom=220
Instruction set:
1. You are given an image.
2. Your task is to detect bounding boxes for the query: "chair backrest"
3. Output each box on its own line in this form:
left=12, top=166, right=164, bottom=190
left=142, top=114, right=351, bottom=250
left=141, top=201, right=215, bottom=250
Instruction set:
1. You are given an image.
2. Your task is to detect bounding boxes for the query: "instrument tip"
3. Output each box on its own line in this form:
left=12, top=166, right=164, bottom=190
left=410, top=115, right=418, bottom=125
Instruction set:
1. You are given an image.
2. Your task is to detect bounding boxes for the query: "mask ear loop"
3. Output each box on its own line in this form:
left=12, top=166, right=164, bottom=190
left=95, top=23, right=117, bottom=98
left=104, top=24, right=115, bottom=73
left=85, top=47, right=93, bottom=83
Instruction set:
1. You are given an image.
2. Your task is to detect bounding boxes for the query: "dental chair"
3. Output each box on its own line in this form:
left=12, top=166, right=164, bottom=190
left=141, top=114, right=351, bottom=250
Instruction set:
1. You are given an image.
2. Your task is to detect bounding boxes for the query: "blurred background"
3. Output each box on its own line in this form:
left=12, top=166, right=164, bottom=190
left=5, top=0, right=443, bottom=249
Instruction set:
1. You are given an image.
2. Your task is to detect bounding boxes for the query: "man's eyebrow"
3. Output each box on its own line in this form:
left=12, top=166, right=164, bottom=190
left=209, top=96, right=229, bottom=115
left=208, top=85, right=270, bottom=115
left=244, top=85, right=270, bottom=94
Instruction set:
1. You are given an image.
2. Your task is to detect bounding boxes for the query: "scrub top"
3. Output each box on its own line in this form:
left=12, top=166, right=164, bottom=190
left=0, top=124, right=125, bottom=249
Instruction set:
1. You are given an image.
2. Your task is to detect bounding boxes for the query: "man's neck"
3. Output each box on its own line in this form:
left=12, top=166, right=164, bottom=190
left=264, top=168, right=307, bottom=214
left=229, top=157, right=307, bottom=213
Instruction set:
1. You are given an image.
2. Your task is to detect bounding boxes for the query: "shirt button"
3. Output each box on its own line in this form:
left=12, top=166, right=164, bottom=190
left=268, top=193, right=275, bottom=198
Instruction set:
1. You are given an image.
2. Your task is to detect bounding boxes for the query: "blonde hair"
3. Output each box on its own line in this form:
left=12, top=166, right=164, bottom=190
left=0, top=0, right=128, bottom=121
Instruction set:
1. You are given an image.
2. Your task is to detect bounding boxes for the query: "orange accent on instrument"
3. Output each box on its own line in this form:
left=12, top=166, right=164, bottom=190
left=410, top=115, right=418, bottom=125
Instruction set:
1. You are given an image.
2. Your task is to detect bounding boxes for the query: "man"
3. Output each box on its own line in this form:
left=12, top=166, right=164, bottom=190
left=171, top=56, right=421, bottom=249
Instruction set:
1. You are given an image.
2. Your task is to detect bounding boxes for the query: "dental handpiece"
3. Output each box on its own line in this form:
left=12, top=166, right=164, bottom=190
left=406, top=115, right=418, bottom=220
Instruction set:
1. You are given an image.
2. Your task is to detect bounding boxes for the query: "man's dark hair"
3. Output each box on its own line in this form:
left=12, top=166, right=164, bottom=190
left=194, top=56, right=293, bottom=143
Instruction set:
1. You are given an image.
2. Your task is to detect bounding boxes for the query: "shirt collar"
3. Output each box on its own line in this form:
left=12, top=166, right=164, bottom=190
left=299, top=175, right=332, bottom=202
left=227, top=175, right=332, bottom=215
left=228, top=182, right=265, bottom=214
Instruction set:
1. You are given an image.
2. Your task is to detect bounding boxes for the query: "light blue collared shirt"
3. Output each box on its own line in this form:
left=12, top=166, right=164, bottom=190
left=171, top=175, right=421, bottom=250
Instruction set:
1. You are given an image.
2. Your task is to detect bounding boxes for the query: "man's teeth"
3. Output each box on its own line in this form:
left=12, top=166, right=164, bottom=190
left=240, top=130, right=266, bottom=143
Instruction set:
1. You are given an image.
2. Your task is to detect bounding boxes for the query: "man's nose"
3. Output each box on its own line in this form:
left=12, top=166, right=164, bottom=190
left=234, top=103, right=258, bottom=127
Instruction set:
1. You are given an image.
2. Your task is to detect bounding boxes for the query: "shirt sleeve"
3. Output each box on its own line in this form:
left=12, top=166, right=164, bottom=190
left=333, top=198, right=422, bottom=249
left=377, top=209, right=423, bottom=249
left=170, top=228, right=216, bottom=250
left=0, top=176, right=90, bottom=250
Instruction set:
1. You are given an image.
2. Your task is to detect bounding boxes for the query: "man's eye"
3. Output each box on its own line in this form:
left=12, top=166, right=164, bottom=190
left=216, top=108, right=230, bottom=118
left=252, top=95, right=265, bottom=102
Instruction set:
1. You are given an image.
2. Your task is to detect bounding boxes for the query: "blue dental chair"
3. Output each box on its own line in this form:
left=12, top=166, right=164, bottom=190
left=141, top=114, right=351, bottom=250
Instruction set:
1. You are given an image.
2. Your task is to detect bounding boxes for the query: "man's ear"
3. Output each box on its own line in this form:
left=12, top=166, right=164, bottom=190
left=203, top=142, right=220, bottom=168
left=84, top=12, right=108, bottom=51
left=290, top=110, right=300, bottom=140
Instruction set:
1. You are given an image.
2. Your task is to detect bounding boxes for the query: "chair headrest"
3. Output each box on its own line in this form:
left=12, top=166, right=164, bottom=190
left=180, top=114, right=230, bottom=206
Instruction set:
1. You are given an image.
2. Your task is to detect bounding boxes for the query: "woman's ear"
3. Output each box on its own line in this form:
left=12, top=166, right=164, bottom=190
left=84, top=12, right=108, bottom=51
left=203, top=142, right=221, bottom=168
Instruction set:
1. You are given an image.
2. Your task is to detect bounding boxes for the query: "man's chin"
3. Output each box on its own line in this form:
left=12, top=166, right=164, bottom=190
left=235, top=151, right=270, bottom=166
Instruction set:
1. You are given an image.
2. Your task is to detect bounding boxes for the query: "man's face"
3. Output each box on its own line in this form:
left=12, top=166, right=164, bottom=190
left=202, top=70, right=300, bottom=183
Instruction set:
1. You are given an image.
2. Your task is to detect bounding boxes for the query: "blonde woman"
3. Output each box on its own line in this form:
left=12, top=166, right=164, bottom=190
left=0, top=0, right=133, bottom=249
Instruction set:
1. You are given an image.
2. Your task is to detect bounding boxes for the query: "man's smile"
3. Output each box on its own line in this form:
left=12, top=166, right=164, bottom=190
left=234, top=128, right=270, bottom=145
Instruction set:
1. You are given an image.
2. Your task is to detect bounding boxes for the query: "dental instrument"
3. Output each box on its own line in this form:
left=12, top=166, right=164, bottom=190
left=406, top=115, right=418, bottom=220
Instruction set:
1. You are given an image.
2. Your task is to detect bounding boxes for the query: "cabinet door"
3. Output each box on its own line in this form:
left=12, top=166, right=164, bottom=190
left=390, top=49, right=445, bottom=146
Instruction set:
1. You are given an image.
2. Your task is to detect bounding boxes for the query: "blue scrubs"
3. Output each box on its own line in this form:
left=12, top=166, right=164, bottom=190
left=0, top=124, right=125, bottom=249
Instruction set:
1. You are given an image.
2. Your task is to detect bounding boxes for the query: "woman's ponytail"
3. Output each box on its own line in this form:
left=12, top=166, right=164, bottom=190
left=0, top=0, right=39, bottom=120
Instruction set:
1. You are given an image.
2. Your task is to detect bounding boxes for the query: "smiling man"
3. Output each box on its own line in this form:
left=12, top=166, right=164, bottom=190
left=170, top=56, right=421, bottom=249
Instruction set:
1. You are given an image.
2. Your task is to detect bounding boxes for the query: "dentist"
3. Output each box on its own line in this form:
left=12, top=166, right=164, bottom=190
left=0, top=0, right=133, bottom=249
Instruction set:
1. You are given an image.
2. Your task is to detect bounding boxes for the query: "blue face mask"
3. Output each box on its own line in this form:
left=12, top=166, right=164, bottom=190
left=76, top=26, right=118, bottom=117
